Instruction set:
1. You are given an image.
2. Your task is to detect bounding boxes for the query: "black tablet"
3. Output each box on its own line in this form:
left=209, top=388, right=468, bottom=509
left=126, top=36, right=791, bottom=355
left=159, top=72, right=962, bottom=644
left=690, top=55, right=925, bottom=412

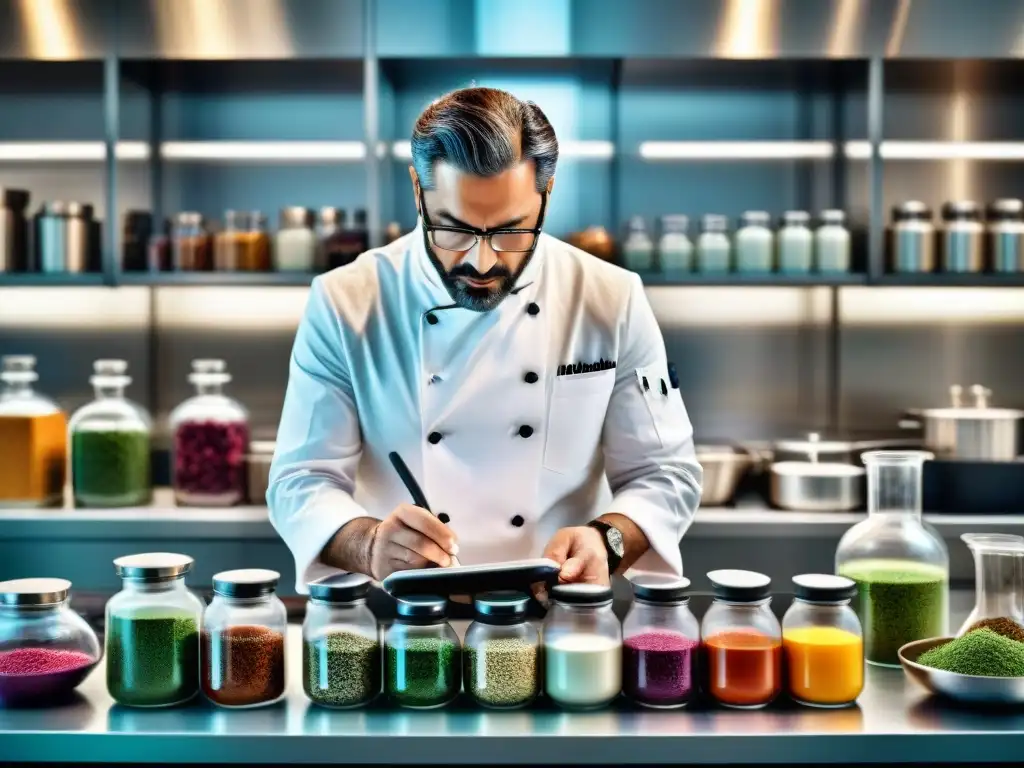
left=381, top=558, right=561, bottom=597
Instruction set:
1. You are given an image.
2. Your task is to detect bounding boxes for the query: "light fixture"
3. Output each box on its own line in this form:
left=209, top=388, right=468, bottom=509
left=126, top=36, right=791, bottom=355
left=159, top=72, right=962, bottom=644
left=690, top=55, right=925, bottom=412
left=391, top=140, right=614, bottom=160
left=160, top=141, right=367, bottom=161
left=0, top=141, right=149, bottom=161
left=639, top=141, right=835, bottom=160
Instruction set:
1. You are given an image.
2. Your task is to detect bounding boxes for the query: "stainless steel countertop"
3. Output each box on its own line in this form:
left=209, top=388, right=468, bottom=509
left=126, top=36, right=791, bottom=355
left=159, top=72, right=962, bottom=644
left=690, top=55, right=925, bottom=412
left=2, top=619, right=1024, bottom=765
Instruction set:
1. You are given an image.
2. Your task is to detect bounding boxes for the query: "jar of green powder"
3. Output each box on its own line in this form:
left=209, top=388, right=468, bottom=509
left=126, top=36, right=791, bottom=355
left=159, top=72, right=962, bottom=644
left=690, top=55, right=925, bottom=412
left=69, top=360, right=152, bottom=508
left=385, top=596, right=460, bottom=709
left=464, top=592, right=540, bottom=710
left=836, top=451, right=949, bottom=667
left=106, top=553, right=203, bottom=707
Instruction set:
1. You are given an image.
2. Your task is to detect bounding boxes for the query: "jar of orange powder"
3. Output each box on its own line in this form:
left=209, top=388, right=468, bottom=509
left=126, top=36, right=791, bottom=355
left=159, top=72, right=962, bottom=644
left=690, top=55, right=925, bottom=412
left=701, top=570, right=782, bottom=709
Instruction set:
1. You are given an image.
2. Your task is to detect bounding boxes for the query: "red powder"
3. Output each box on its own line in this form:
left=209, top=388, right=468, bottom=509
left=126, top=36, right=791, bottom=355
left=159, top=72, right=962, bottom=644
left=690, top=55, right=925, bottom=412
left=0, top=648, right=96, bottom=705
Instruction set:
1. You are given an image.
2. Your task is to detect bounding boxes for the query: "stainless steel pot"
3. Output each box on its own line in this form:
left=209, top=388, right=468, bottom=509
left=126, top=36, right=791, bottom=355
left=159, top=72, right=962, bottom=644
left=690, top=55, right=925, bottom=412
left=770, top=461, right=865, bottom=512
left=696, top=445, right=755, bottom=506
left=246, top=440, right=276, bottom=505
left=772, top=431, right=921, bottom=464
left=901, top=385, right=1022, bottom=462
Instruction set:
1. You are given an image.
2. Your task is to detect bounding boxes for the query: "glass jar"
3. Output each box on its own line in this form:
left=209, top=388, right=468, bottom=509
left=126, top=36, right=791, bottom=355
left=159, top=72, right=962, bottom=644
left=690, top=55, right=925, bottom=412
left=957, top=533, right=1024, bottom=637
left=658, top=215, right=694, bottom=275
left=105, top=553, right=203, bottom=707
left=169, top=359, right=250, bottom=508
left=622, top=574, right=699, bottom=709
left=464, top=592, right=540, bottom=710
left=782, top=574, right=863, bottom=708
left=815, top=210, right=851, bottom=273
left=0, top=355, right=66, bottom=508
left=836, top=450, right=948, bottom=667
left=735, top=211, right=774, bottom=273
left=69, top=359, right=152, bottom=508
left=701, top=569, right=782, bottom=709
left=385, top=595, right=460, bottom=709
left=941, top=200, right=984, bottom=273
left=0, top=578, right=100, bottom=706
left=171, top=212, right=211, bottom=271
left=202, top=569, right=286, bottom=708
left=215, top=211, right=271, bottom=272
left=696, top=214, right=731, bottom=273
left=543, top=583, right=621, bottom=710
left=988, top=199, right=1024, bottom=273
left=303, top=574, right=381, bottom=709
left=777, top=211, right=813, bottom=273
left=274, top=207, right=315, bottom=272
left=622, top=216, right=654, bottom=273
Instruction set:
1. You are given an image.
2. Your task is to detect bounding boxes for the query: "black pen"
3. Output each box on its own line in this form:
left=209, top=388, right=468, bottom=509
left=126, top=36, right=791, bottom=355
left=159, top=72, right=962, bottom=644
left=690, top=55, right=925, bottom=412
left=388, top=451, right=460, bottom=567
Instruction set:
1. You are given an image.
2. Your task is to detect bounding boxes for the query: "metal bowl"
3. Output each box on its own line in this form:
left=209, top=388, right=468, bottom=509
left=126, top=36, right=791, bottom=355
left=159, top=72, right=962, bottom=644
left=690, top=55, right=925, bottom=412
left=696, top=445, right=755, bottom=506
left=899, top=636, right=1024, bottom=705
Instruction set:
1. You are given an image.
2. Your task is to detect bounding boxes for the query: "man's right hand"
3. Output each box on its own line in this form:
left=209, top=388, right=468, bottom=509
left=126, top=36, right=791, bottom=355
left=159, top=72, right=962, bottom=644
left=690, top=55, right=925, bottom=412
left=367, top=504, right=459, bottom=581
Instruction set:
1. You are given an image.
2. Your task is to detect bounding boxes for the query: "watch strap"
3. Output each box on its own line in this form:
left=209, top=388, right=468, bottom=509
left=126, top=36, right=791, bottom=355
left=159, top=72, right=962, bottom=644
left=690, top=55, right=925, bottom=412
left=586, top=520, right=623, bottom=573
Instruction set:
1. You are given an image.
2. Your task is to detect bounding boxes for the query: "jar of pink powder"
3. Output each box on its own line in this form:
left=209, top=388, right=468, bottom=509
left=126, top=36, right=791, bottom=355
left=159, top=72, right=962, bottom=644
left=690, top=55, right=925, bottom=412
left=0, top=578, right=101, bottom=706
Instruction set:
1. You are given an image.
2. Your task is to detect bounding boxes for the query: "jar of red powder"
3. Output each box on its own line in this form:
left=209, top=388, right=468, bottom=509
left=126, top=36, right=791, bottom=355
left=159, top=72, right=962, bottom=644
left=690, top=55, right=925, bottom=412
left=622, top=574, right=699, bottom=709
left=701, top=569, right=782, bottom=709
left=0, top=577, right=101, bottom=706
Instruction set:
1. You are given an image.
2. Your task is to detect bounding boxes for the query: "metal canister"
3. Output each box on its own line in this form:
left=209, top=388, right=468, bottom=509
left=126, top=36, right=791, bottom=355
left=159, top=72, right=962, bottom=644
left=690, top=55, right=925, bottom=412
left=987, top=198, right=1024, bottom=273
left=0, top=188, right=30, bottom=272
left=941, top=200, right=984, bottom=273
left=33, top=201, right=91, bottom=273
left=891, top=201, right=936, bottom=273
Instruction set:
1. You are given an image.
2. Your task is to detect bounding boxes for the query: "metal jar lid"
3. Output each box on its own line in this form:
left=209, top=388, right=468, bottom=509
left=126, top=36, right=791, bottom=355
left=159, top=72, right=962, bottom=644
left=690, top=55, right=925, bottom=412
left=38, top=201, right=69, bottom=217
left=630, top=574, right=691, bottom=603
left=987, top=199, right=1024, bottom=221
left=701, top=214, right=728, bottom=233
left=792, top=574, right=857, bottom=603
left=782, top=210, right=811, bottom=227
left=175, top=211, right=204, bottom=228
left=65, top=202, right=93, bottom=219
left=213, top=568, right=280, bottom=599
left=707, top=569, right=771, bottom=602
left=550, top=583, right=613, bottom=606
left=473, top=591, right=530, bottom=623
left=307, top=573, right=371, bottom=604
left=114, top=553, right=194, bottom=582
left=317, top=207, right=346, bottom=228
left=0, top=578, right=72, bottom=607
left=941, top=200, right=981, bottom=221
left=660, top=214, right=689, bottom=233
left=892, top=200, right=932, bottom=222
left=395, top=594, right=447, bottom=621
left=740, top=211, right=771, bottom=228
left=820, top=209, right=846, bottom=225
left=0, top=187, right=30, bottom=210
left=279, top=206, right=312, bottom=229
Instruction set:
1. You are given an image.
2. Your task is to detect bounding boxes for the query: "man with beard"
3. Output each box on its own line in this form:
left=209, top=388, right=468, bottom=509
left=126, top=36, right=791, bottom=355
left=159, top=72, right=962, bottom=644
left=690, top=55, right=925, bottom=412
left=268, top=87, right=702, bottom=596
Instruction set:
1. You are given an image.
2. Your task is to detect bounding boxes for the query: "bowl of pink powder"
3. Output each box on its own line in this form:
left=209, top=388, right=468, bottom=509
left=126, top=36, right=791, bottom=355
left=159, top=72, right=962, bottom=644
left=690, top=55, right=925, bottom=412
left=0, top=647, right=99, bottom=706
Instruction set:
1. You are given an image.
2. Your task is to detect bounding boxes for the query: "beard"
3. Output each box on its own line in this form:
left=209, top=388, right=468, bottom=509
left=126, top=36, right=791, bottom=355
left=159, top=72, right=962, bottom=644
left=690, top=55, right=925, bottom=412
left=424, top=233, right=534, bottom=312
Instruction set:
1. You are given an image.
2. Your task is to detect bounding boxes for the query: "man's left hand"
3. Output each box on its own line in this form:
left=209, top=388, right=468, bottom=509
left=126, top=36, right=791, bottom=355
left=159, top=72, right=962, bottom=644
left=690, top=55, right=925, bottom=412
left=542, top=526, right=610, bottom=587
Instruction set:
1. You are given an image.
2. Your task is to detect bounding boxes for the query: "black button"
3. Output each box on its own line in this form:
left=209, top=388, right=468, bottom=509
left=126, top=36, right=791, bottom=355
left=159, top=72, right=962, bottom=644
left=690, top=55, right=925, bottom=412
left=427, top=431, right=443, bottom=444
left=510, top=515, right=525, bottom=528
left=426, top=313, right=439, bottom=325
left=518, top=425, right=534, bottom=439
left=524, top=371, right=539, bottom=384
left=438, top=512, right=451, bottom=524
left=526, top=302, right=540, bottom=316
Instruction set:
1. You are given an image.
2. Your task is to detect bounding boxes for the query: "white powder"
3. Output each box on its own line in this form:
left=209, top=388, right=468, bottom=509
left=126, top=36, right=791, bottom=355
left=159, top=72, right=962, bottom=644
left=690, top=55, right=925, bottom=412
left=545, top=634, right=622, bottom=707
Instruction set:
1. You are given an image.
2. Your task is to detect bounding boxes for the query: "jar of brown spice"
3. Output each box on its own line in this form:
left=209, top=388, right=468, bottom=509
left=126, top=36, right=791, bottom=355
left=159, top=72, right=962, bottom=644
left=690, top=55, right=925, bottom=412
left=215, top=211, right=271, bottom=272
left=172, top=213, right=212, bottom=271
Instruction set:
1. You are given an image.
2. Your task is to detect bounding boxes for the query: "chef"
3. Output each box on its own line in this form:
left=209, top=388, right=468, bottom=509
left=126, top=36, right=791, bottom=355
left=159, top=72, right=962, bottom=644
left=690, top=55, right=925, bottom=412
left=268, top=86, right=702, bottom=594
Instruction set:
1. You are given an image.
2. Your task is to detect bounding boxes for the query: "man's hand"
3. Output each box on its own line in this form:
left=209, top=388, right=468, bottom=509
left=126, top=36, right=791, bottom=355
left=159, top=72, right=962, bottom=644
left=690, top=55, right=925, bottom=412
left=542, top=526, right=610, bottom=587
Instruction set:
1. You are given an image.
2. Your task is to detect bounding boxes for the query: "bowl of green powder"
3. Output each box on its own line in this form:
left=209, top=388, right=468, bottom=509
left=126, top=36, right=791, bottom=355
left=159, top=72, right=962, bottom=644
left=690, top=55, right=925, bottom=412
left=900, top=629, right=1024, bottom=705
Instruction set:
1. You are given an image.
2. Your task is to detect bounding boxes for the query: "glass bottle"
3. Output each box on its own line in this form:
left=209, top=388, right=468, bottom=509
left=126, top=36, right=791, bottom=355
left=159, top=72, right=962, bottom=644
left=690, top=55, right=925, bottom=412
left=622, top=216, right=655, bottom=273
left=105, top=553, right=203, bottom=707
left=988, top=199, right=1024, bottom=273
left=202, top=569, right=287, bottom=708
left=696, top=214, right=731, bottom=273
left=385, top=595, right=460, bottom=709
left=777, top=211, right=813, bottom=273
left=701, top=569, right=782, bottom=709
left=315, top=207, right=347, bottom=271
left=622, top=574, right=699, bottom=709
left=836, top=451, right=948, bottom=667
left=782, top=574, right=863, bottom=708
left=169, top=359, right=250, bottom=508
left=957, top=533, right=1024, bottom=637
left=171, top=212, right=211, bottom=271
left=815, top=209, right=851, bottom=273
left=658, top=215, right=694, bottom=276
left=273, top=207, right=315, bottom=272
left=734, top=211, right=774, bottom=273
left=69, top=360, right=152, bottom=508
left=0, top=355, right=66, bottom=508
left=303, top=574, right=381, bottom=709
left=543, top=583, right=621, bottom=709
left=464, top=591, right=540, bottom=710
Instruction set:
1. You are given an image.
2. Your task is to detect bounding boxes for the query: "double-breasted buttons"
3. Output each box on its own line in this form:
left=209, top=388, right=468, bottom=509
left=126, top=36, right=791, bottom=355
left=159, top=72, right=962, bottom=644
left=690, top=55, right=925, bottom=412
left=526, top=302, right=540, bottom=316
left=438, top=512, right=451, bottom=524
left=427, top=431, right=443, bottom=445
left=518, top=425, right=534, bottom=439
left=523, top=371, right=539, bottom=384
left=510, top=515, right=525, bottom=528
left=426, top=313, right=439, bottom=325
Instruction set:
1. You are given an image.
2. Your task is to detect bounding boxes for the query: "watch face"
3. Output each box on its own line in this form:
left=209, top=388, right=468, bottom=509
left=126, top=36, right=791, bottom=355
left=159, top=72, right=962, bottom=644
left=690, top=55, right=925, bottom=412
left=606, top=526, right=625, bottom=557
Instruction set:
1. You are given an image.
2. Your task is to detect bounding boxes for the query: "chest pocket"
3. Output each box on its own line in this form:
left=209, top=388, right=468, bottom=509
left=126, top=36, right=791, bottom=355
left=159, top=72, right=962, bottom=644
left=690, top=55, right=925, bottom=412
left=635, top=365, right=691, bottom=449
left=543, top=369, right=616, bottom=476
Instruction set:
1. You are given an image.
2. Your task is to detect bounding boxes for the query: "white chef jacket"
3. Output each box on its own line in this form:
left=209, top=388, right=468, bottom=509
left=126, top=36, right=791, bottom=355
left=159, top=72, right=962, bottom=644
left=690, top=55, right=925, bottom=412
left=268, top=226, right=703, bottom=592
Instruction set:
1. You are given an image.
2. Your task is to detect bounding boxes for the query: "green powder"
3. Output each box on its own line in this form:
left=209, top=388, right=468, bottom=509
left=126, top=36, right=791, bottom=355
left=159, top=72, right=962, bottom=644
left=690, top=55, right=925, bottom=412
left=919, top=628, right=1024, bottom=677
left=839, top=558, right=947, bottom=666
left=72, top=430, right=152, bottom=508
left=466, top=638, right=539, bottom=708
left=107, top=609, right=199, bottom=706
left=304, top=632, right=381, bottom=708
left=386, top=636, right=459, bottom=708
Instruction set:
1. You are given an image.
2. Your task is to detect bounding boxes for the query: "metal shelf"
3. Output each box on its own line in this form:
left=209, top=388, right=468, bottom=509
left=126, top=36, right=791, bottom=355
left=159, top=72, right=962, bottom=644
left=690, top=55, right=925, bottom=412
left=874, top=274, right=1024, bottom=287
left=0, top=274, right=108, bottom=287
left=118, top=272, right=317, bottom=287
left=638, top=272, right=868, bottom=287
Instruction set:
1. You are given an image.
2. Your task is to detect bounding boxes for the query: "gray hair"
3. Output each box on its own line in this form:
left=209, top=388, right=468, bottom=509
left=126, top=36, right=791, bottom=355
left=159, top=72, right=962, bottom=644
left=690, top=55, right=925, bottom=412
left=411, top=87, right=559, bottom=192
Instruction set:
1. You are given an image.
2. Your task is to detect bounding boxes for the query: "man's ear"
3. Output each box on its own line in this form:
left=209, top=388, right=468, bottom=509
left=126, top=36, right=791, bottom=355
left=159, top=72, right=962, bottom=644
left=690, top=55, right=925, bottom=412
left=409, top=166, right=420, bottom=213
left=546, top=175, right=555, bottom=196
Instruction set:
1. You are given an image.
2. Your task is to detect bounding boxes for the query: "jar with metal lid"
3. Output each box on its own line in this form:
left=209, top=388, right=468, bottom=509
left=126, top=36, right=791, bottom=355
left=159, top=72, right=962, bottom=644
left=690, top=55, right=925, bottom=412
left=105, top=553, right=203, bottom=707
left=385, top=595, right=460, bottom=709
left=815, top=209, right=851, bottom=273
left=202, top=569, right=287, bottom=708
left=122, top=211, right=153, bottom=272
left=0, top=355, right=66, bottom=508
left=701, top=569, right=782, bottom=709
left=987, top=199, right=1024, bottom=273
left=69, top=359, right=152, bottom=508
left=169, top=359, right=249, bottom=507
left=622, top=216, right=655, bottom=272
left=941, top=201, right=984, bottom=273
left=658, top=215, right=694, bottom=275
left=0, top=578, right=101, bottom=706
left=782, top=574, right=863, bottom=708
left=622, top=575, right=699, bottom=709
left=0, top=187, right=30, bottom=272
left=274, top=207, right=315, bottom=272
left=777, top=211, right=813, bottom=273
left=890, top=201, right=935, bottom=273
left=33, top=201, right=91, bottom=274
left=303, top=574, right=380, bottom=709
left=696, top=214, right=732, bottom=273
left=215, top=211, right=271, bottom=272
left=543, top=583, right=622, bottom=709
left=734, top=211, right=774, bottom=273
left=172, top=212, right=212, bottom=271
left=464, top=591, right=540, bottom=709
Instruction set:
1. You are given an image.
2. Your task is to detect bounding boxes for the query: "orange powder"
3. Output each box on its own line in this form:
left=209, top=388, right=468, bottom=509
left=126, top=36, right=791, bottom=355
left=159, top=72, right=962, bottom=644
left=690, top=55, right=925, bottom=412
left=704, top=629, right=782, bottom=707
left=783, top=626, right=863, bottom=706
left=0, top=413, right=67, bottom=506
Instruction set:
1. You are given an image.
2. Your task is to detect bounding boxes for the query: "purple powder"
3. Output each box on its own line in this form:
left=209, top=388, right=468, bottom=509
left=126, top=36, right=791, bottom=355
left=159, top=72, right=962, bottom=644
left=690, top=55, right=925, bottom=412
left=0, top=648, right=97, bottom=706
left=623, top=631, right=697, bottom=707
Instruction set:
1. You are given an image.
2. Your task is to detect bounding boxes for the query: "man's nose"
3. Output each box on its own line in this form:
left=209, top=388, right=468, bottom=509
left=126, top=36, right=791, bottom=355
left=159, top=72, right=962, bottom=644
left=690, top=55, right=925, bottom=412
left=463, top=237, right=499, bottom=274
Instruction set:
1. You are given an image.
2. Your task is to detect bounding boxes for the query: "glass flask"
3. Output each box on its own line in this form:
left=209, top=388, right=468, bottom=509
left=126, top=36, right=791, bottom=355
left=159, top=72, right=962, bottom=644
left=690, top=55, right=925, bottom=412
left=169, top=359, right=250, bottom=507
left=302, top=574, right=381, bottom=709
left=105, top=553, right=203, bottom=707
left=815, top=209, right=851, bottom=273
left=777, top=211, right=813, bottom=273
left=385, top=595, right=460, bottom=709
left=957, top=533, right=1024, bottom=637
left=782, top=574, right=863, bottom=708
left=836, top=450, right=948, bottom=667
left=0, top=355, right=66, bottom=508
left=464, top=591, right=540, bottom=710
left=543, top=583, right=622, bottom=709
left=622, top=574, right=699, bottom=709
left=202, top=569, right=287, bottom=708
left=69, top=359, right=153, bottom=508
left=622, top=216, right=655, bottom=272
left=734, top=211, right=774, bottom=272
left=0, top=578, right=101, bottom=706
left=701, top=569, right=782, bottom=709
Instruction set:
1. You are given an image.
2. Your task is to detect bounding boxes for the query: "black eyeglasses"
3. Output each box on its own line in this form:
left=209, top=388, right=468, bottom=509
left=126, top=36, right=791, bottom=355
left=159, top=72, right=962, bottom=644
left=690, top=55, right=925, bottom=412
left=418, top=187, right=547, bottom=253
